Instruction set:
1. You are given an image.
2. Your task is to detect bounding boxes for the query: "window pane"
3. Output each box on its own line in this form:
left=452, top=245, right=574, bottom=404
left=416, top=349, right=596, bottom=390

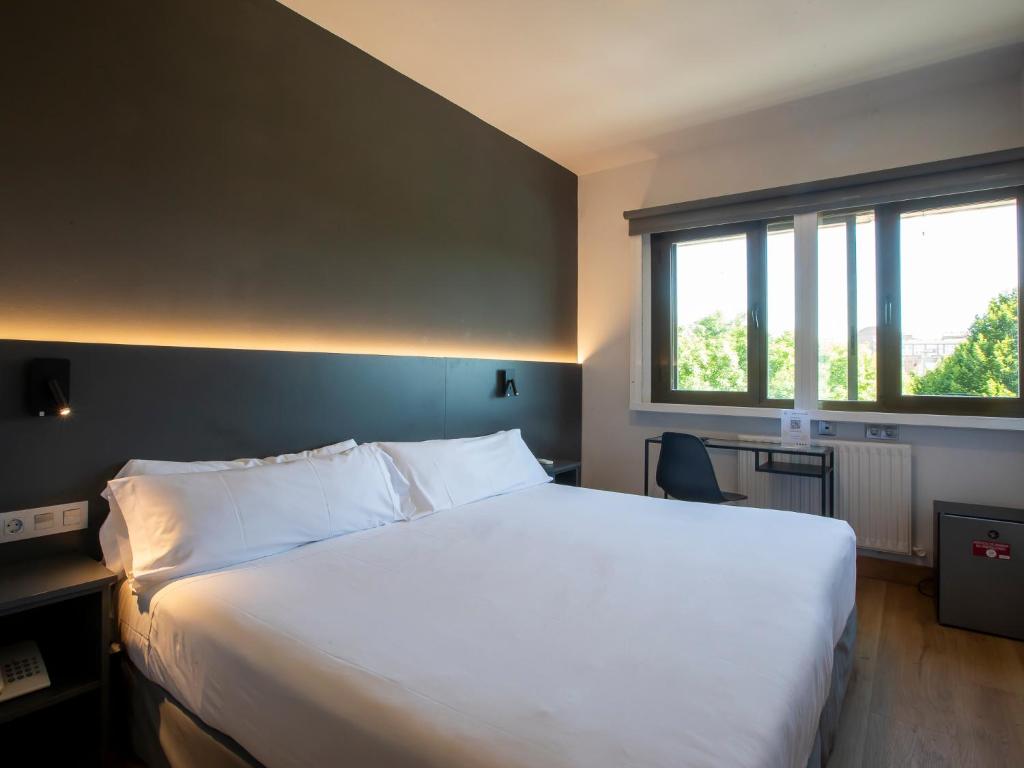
left=766, top=221, right=795, bottom=399
left=818, top=212, right=877, bottom=401
left=673, top=233, right=747, bottom=392
left=900, top=199, right=1019, bottom=398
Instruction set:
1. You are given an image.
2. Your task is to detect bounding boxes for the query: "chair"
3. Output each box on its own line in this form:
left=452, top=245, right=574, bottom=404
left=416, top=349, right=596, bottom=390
left=655, top=432, right=747, bottom=504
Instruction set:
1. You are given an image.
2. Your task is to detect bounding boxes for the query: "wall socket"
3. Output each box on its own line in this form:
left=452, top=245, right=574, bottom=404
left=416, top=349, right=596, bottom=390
left=865, top=424, right=899, bottom=441
left=816, top=420, right=836, bottom=436
left=0, top=501, right=88, bottom=544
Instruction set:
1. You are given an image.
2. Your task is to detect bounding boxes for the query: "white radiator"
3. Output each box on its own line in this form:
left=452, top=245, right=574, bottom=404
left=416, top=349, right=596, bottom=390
left=735, top=435, right=912, bottom=555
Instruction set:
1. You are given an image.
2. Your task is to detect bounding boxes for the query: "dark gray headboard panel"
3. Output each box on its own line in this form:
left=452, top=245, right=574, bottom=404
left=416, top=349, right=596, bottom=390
left=444, top=358, right=582, bottom=457
left=0, top=340, right=581, bottom=564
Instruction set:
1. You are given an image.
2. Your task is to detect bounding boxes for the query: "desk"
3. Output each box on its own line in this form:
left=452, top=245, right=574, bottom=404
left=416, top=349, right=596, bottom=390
left=644, top=436, right=835, bottom=517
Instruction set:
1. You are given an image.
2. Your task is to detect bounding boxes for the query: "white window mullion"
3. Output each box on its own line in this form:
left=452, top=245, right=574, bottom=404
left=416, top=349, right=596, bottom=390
left=793, top=212, right=818, bottom=410
left=629, top=234, right=651, bottom=407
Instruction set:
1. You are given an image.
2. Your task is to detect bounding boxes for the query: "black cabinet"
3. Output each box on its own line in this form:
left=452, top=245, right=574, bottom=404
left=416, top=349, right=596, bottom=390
left=0, top=555, right=117, bottom=766
left=544, top=460, right=581, bottom=487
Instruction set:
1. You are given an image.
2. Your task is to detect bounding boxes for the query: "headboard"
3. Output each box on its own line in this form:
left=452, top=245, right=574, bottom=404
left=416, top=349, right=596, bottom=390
left=0, top=340, right=581, bottom=564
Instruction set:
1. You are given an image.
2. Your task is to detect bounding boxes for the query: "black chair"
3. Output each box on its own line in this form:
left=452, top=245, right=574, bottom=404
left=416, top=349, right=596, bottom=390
left=655, top=432, right=747, bottom=504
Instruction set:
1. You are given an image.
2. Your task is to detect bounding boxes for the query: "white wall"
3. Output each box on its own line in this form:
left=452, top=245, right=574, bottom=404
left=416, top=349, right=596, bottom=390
left=578, top=46, right=1024, bottom=564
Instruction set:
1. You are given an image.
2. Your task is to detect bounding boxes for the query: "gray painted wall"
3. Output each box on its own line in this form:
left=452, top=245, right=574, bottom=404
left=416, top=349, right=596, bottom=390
left=0, top=0, right=577, bottom=362
left=579, top=46, right=1024, bottom=564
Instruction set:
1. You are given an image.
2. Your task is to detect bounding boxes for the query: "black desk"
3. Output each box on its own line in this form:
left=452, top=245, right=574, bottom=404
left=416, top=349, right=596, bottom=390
left=644, top=436, right=835, bottom=517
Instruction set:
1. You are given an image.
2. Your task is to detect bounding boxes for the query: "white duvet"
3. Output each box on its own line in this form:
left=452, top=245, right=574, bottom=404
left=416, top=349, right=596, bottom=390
left=119, top=483, right=856, bottom=768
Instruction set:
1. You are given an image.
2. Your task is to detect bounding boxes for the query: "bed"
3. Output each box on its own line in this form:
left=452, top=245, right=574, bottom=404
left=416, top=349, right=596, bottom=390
left=116, top=482, right=857, bottom=768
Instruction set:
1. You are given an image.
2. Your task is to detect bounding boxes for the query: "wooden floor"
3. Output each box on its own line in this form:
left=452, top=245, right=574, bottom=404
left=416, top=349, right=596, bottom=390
left=829, top=569, right=1024, bottom=767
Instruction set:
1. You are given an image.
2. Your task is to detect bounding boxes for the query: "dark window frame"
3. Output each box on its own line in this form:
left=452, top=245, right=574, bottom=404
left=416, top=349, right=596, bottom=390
left=641, top=149, right=1024, bottom=418
left=650, top=220, right=795, bottom=408
left=819, top=187, right=1023, bottom=416
left=651, top=188, right=1023, bottom=417
left=873, top=187, right=1024, bottom=417
left=816, top=210, right=880, bottom=412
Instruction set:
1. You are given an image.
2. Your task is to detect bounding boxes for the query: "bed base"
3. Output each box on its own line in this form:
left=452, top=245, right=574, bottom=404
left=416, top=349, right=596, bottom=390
left=122, top=608, right=857, bottom=768
left=122, top=660, right=260, bottom=768
left=808, top=608, right=857, bottom=768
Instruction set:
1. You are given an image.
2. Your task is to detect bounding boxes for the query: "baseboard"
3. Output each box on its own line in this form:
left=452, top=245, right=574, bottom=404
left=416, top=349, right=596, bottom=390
left=857, top=554, right=934, bottom=586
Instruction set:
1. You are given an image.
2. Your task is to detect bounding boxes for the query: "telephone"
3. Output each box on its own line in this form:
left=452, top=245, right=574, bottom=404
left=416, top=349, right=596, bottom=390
left=0, top=641, right=51, bottom=703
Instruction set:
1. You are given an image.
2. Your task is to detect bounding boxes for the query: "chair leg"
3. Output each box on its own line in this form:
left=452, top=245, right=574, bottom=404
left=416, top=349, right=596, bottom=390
left=663, top=491, right=668, bottom=499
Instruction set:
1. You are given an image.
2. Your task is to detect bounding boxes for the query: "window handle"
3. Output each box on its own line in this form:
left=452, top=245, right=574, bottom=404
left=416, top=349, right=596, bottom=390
left=884, top=299, right=893, bottom=326
left=751, top=306, right=760, bottom=329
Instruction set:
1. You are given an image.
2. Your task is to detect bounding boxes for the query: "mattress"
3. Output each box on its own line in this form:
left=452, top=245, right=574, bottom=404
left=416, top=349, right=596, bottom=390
left=118, top=483, right=857, bottom=768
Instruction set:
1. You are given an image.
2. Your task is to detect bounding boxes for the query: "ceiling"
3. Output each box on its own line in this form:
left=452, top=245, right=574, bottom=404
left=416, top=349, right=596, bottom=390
left=279, top=1, right=1024, bottom=174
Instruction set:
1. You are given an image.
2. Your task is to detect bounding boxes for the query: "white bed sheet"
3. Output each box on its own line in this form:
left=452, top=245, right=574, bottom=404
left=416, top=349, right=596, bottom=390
left=119, top=483, right=856, bottom=768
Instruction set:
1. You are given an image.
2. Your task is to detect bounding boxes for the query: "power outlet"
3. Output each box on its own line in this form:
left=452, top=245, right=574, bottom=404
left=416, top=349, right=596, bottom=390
left=0, top=501, right=88, bottom=544
left=865, top=424, right=899, bottom=441
left=816, top=420, right=836, bottom=436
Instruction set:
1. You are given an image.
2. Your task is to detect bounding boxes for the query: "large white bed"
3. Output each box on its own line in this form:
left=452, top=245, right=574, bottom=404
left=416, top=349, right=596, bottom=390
left=119, top=482, right=856, bottom=768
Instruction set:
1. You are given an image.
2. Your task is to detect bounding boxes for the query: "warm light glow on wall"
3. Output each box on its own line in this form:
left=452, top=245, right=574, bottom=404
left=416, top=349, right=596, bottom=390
left=1, top=319, right=577, bottom=364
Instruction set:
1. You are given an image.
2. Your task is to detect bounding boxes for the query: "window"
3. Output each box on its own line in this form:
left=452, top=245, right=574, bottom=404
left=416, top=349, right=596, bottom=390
left=651, top=219, right=794, bottom=406
left=639, top=157, right=1024, bottom=419
left=672, top=229, right=749, bottom=394
left=814, top=193, right=1022, bottom=416
left=818, top=211, right=877, bottom=405
left=766, top=222, right=796, bottom=400
left=876, top=192, right=1022, bottom=416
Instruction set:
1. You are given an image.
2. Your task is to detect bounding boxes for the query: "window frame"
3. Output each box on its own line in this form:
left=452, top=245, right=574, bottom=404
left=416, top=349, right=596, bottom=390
left=816, top=210, right=880, bottom=412
left=649, top=187, right=1024, bottom=418
left=873, top=187, right=1024, bottom=417
left=650, top=220, right=795, bottom=408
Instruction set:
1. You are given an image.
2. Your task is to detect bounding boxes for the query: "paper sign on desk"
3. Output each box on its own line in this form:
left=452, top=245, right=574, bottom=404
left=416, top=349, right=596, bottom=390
left=781, top=409, right=810, bottom=447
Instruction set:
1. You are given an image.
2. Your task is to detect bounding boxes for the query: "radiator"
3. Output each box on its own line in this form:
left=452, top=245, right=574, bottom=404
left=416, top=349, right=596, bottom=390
left=734, top=435, right=912, bottom=555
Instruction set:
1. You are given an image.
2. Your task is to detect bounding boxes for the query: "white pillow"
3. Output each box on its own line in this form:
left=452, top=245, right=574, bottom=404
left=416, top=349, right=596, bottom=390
left=378, top=429, right=550, bottom=517
left=98, top=439, right=356, bottom=576
left=107, top=444, right=404, bottom=588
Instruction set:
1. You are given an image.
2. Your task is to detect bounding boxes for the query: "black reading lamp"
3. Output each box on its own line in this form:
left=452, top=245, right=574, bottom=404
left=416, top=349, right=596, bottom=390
left=28, top=358, right=72, bottom=417
left=497, top=369, right=519, bottom=398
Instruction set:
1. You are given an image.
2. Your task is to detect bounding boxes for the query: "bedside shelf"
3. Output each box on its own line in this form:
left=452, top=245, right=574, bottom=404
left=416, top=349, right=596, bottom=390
left=0, top=555, right=116, bottom=616
left=0, top=676, right=101, bottom=725
left=0, top=554, right=116, bottom=765
left=543, top=460, right=581, bottom=486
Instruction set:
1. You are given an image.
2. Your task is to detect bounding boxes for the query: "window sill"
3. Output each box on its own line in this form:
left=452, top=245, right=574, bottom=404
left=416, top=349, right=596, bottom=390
left=629, top=400, right=1024, bottom=431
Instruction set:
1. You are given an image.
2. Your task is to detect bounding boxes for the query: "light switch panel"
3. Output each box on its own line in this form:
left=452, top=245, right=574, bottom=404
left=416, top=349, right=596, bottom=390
left=0, top=501, right=87, bottom=544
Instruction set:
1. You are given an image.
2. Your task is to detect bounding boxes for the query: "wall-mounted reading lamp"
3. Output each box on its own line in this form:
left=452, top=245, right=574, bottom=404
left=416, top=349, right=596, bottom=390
left=497, top=369, right=519, bottom=398
left=29, top=358, right=72, bottom=417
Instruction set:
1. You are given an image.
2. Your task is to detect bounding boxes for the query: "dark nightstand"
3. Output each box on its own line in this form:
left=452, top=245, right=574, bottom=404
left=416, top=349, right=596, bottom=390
left=543, top=459, right=581, bottom=487
left=0, top=554, right=117, bottom=766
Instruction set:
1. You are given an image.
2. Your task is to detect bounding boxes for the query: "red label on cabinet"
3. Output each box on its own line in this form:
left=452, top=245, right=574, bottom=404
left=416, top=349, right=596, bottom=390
left=972, top=541, right=1011, bottom=560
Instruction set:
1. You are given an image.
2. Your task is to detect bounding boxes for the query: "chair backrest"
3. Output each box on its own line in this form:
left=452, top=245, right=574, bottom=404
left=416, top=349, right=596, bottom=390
left=655, top=432, right=727, bottom=503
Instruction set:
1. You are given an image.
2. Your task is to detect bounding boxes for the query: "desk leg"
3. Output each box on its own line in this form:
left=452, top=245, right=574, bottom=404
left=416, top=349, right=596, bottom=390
left=820, top=462, right=827, bottom=517
left=643, top=441, right=650, bottom=497
left=829, top=455, right=835, bottom=518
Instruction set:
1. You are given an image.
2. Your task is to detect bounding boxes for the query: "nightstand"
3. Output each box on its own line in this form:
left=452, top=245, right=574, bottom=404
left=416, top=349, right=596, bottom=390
left=543, top=459, right=581, bottom=487
left=0, top=554, right=117, bottom=766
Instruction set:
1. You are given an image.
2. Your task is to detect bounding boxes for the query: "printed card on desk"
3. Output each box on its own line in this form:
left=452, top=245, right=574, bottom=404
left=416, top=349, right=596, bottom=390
left=781, top=409, right=810, bottom=447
